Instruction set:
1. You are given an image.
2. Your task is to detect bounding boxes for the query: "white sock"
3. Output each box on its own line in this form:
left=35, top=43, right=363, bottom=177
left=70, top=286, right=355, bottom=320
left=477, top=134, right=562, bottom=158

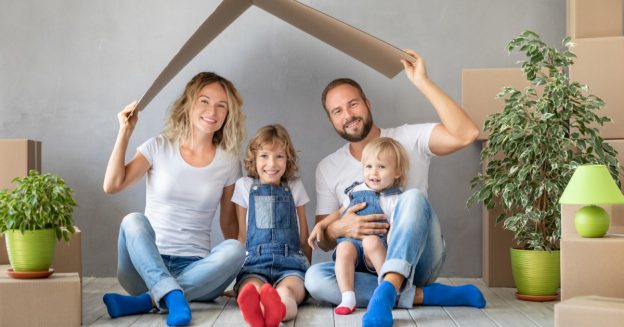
left=338, top=291, right=356, bottom=309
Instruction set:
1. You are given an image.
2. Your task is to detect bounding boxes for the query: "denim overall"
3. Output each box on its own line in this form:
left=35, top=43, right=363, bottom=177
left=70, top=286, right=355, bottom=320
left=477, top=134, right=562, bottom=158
left=236, top=179, right=309, bottom=287
left=334, top=182, right=402, bottom=273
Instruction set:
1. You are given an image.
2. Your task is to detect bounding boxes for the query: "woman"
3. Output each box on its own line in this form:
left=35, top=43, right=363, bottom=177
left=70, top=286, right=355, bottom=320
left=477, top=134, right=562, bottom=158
left=102, top=72, right=246, bottom=326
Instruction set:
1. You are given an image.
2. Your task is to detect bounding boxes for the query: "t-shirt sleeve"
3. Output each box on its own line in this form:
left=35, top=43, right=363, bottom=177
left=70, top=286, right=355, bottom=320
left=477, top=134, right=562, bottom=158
left=231, top=177, right=250, bottom=208
left=315, top=162, right=341, bottom=215
left=395, top=123, right=437, bottom=158
left=290, top=179, right=310, bottom=207
left=136, top=136, right=160, bottom=165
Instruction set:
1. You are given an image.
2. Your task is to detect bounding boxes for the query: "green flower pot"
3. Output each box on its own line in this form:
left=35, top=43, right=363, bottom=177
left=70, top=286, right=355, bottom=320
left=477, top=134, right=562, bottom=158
left=5, top=228, right=56, bottom=272
left=510, top=248, right=560, bottom=296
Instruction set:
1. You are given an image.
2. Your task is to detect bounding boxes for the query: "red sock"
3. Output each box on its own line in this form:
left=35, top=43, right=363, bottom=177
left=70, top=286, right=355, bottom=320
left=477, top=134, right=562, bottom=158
left=237, top=283, right=264, bottom=327
left=259, top=283, right=285, bottom=327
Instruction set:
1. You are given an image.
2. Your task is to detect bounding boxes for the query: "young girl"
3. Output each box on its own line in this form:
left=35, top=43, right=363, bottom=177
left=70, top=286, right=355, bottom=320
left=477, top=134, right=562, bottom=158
left=308, top=137, right=409, bottom=315
left=231, top=124, right=312, bottom=327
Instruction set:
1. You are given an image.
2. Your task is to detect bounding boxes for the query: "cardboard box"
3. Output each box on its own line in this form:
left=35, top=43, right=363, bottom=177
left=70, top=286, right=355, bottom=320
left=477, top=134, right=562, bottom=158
left=0, top=228, right=82, bottom=278
left=560, top=235, right=624, bottom=300
left=569, top=37, right=624, bottom=139
left=0, top=139, right=41, bottom=190
left=137, top=0, right=415, bottom=111
left=482, top=202, right=515, bottom=287
left=555, top=295, right=624, bottom=327
left=0, top=265, right=81, bottom=327
left=462, top=69, right=532, bottom=140
left=567, top=0, right=623, bottom=38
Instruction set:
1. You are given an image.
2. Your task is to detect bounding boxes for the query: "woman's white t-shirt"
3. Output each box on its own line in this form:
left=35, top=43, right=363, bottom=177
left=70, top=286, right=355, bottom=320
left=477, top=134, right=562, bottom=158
left=231, top=176, right=310, bottom=232
left=137, top=135, right=241, bottom=257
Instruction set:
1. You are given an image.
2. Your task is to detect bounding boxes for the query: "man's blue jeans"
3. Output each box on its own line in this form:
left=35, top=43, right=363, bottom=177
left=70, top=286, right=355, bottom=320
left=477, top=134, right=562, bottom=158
left=305, top=189, right=446, bottom=308
left=116, top=212, right=245, bottom=309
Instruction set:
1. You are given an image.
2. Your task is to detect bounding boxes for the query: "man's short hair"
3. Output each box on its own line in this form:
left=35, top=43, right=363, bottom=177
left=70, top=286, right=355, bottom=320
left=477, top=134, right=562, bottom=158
left=321, top=78, right=368, bottom=112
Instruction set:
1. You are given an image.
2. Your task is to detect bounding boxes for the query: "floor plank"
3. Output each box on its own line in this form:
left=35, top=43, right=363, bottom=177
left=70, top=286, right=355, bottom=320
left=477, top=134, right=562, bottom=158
left=81, top=277, right=556, bottom=326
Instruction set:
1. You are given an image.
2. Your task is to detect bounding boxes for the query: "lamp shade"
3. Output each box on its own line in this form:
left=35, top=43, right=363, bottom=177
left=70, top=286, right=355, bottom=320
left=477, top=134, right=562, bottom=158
left=559, top=164, right=624, bottom=205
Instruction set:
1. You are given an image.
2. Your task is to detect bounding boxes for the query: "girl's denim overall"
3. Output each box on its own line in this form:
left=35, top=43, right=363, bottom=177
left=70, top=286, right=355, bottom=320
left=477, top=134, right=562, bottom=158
left=334, top=183, right=402, bottom=274
left=236, top=180, right=309, bottom=288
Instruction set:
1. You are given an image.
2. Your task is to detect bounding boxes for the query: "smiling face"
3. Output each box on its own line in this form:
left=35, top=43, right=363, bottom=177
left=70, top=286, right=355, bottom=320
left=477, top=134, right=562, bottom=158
left=255, top=143, right=287, bottom=185
left=324, top=84, right=373, bottom=142
left=190, top=82, right=229, bottom=137
left=362, top=151, right=400, bottom=191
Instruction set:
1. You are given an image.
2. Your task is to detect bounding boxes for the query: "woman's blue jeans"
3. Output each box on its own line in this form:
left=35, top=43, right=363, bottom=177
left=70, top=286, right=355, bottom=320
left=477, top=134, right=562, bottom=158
left=305, top=189, right=446, bottom=308
left=116, top=212, right=245, bottom=309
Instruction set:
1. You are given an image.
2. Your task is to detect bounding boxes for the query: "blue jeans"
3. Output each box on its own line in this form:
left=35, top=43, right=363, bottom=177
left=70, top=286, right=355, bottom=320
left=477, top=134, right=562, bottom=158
left=117, top=213, right=246, bottom=309
left=305, top=189, right=446, bottom=308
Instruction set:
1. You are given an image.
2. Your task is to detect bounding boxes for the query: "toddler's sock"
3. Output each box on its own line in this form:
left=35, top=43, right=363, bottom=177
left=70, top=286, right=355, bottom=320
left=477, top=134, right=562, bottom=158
left=362, top=281, right=396, bottom=327
left=422, top=283, right=486, bottom=308
left=260, top=283, right=286, bottom=327
left=163, top=290, right=192, bottom=326
left=237, top=283, right=264, bottom=327
left=103, top=292, right=153, bottom=318
left=335, top=291, right=357, bottom=315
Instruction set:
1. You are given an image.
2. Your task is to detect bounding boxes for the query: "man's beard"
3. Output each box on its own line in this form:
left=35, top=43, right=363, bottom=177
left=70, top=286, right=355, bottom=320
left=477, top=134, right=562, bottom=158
left=336, top=115, right=373, bottom=142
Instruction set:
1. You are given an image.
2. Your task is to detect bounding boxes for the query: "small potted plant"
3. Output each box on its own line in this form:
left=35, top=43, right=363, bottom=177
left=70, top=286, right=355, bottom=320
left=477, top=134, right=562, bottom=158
left=0, top=170, right=77, bottom=275
left=468, top=31, right=621, bottom=300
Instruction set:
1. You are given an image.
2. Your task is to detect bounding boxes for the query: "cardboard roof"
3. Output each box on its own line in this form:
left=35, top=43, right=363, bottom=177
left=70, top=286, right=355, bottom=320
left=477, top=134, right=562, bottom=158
left=136, top=0, right=414, bottom=112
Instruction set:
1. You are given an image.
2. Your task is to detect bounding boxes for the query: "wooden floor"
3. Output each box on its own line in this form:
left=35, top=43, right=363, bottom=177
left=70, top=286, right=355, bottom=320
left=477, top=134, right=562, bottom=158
left=82, top=277, right=557, bottom=326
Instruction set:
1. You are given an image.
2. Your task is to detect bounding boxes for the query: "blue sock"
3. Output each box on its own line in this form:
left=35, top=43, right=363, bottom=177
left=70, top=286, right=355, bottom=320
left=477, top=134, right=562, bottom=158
left=164, top=290, right=192, bottom=326
left=422, top=283, right=486, bottom=308
left=362, top=281, right=396, bottom=327
left=103, top=292, right=153, bottom=318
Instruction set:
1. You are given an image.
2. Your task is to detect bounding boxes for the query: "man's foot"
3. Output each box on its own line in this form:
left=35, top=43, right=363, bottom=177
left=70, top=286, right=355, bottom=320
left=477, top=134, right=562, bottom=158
left=362, top=281, right=396, bottom=327
left=422, top=283, right=486, bottom=308
left=103, top=292, right=153, bottom=318
left=163, top=290, right=192, bottom=326
left=237, top=283, right=264, bottom=327
left=260, top=283, right=286, bottom=327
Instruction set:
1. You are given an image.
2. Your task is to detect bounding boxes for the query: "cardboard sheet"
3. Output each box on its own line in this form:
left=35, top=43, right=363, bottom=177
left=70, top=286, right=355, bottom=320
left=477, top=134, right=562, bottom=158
left=137, top=0, right=412, bottom=112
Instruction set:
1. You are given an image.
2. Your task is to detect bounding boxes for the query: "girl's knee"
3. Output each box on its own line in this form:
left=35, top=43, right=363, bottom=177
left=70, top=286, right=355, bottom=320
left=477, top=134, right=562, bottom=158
left=362, top=235, right=383, bottom=250
left=336, top=242, right=357, bottom=259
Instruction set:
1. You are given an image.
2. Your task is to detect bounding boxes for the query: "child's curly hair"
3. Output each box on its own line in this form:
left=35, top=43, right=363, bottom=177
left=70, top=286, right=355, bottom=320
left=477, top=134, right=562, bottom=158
left=244, top=124, right=299, bottom=181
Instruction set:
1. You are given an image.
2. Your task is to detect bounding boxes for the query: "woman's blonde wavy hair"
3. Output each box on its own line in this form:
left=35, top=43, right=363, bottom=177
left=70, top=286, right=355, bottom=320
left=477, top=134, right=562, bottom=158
left=163, top=72, right=245, bottom=154
left=362, top=137, right=410, bottom=189
left=244, top=124, right=299, bottom=182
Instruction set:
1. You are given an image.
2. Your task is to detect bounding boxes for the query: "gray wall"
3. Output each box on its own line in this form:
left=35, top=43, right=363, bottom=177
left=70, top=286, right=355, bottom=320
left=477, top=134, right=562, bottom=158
left=0, top=0, right=565, bottom=277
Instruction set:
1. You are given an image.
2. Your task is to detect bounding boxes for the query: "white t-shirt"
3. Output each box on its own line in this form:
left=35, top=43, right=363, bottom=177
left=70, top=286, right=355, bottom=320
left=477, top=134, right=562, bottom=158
left=340, top=183, right=401, bottom=224
left=138, top=135, right=242, bottom=257
left=231, top=176, right=310, bottom=232
left=316, top=123, right=436, bottom=215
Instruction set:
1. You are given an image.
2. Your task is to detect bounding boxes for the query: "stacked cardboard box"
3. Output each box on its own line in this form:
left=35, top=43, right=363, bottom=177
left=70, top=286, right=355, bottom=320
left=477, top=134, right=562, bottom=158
left=558, top=3, right=624, bottom=315
left=0, top=139, right=41, bottom=190
left=0, top=265, right=81, bottom=326
left=555, top=296, right=624, bottom=327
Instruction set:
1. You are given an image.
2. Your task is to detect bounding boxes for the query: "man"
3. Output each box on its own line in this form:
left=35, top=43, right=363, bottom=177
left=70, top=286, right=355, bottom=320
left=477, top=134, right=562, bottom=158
left=304, top=49, right=485, bottom=327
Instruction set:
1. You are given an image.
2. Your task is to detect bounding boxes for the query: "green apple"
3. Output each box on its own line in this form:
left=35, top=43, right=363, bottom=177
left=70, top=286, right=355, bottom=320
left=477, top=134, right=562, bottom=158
left=575, top=205, right=609, bottom=238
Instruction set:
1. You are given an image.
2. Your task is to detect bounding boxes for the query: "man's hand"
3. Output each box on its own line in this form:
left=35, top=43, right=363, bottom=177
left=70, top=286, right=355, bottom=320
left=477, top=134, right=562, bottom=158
left=401, top=49, right=429, bottom=88
left=328, top=202, right=388, bottom=240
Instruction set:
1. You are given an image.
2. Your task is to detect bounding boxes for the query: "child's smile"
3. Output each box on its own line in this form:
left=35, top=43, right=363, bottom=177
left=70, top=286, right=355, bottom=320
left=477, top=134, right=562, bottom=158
left=256, top=144, right=287, bottom=185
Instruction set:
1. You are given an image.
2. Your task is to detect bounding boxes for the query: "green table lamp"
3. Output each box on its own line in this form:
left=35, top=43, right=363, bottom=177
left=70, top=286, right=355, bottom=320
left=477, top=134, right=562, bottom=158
left=559, top=164, right=624, bottom=238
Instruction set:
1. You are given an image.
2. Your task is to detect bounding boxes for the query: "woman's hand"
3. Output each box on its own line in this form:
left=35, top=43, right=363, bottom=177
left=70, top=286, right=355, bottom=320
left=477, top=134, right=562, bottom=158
left=401, top=49, right=429, bottom=88
left=118, top=101, right=139, bottom=131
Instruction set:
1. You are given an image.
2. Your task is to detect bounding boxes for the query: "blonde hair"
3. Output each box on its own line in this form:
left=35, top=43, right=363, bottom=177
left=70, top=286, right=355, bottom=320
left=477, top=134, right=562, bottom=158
left=244, top=124, right=299, bottom=182
left=362, top=137, right=410, bottom=188
left=163, top=72, right=245, bottom=154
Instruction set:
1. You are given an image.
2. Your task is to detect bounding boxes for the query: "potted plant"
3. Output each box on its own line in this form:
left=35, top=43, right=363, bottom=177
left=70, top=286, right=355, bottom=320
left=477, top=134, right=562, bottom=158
left=0, top=170, right=77, bottom=273
left=467, top=31, right=621, bottom=300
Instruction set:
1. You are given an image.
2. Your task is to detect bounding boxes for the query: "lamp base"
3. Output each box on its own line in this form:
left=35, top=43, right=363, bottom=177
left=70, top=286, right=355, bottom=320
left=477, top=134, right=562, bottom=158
left=575, top=205, right=609, bottom=238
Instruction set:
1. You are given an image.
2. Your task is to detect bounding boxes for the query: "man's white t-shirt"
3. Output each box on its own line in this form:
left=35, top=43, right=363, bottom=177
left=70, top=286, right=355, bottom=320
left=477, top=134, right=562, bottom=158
left=316, top=123, right=437, bottom=216
left=137, top=135, right=242, bottom=257
left=231, top=176, right=310, bottom=232
left=340, top=183, right=401, bottom=224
